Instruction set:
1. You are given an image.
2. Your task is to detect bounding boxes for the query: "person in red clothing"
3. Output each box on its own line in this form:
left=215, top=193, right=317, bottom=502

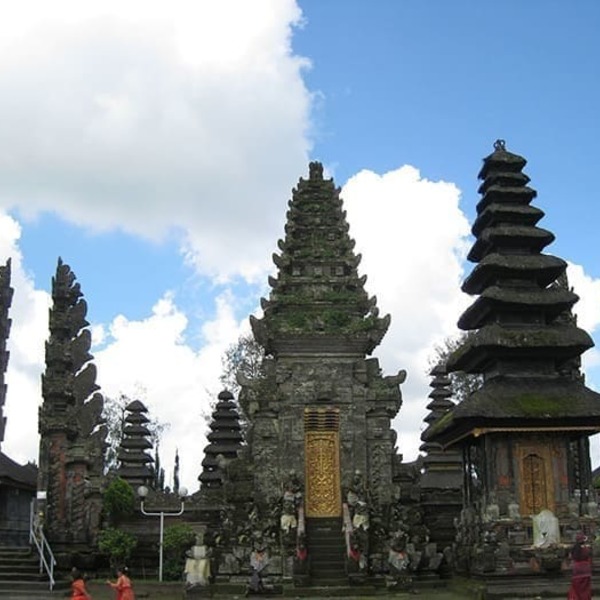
left=106, top=566, right=135, bottom=600
left=70, top=568, right=92, bottom=600
left=568, top=532, right=592, bottom=600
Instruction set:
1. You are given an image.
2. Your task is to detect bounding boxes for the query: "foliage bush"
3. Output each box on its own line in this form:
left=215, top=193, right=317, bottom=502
left=162, top=523, right=196, bottom=581
left=98, top=527, right=137, bottom=568
left=103, top=477, right=135, bottom=525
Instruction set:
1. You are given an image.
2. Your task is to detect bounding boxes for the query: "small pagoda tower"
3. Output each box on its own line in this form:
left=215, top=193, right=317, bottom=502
left=241, top=162, right=405, bottom=580
left=198, top=390, right=243, bottom=490
left=37, top=259, right=107, bottom=553
left=116, top=399, right=154, bottom=488
left=419, top=363, right=462, bottom=548
left=425, top=141, right=600, bottom=571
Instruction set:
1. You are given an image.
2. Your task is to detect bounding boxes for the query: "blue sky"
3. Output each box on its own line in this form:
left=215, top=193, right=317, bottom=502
left=1, top=1, right=599, bottom=489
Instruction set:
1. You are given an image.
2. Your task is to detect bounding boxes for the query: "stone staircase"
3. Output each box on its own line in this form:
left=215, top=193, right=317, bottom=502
left=0, top=545, right=60, bottom=597
left=305, top=517, right=347, bottom=586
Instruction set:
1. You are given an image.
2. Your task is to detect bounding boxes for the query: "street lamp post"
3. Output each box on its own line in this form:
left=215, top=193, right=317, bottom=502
left=137, top=485, right=188, bottom=582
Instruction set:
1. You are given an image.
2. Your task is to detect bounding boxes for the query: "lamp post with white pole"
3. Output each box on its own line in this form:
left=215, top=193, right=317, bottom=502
left=137, top=485, right=188, bottom=582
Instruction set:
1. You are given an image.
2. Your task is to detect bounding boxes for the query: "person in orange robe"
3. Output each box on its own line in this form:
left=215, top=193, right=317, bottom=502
left=106, top=566, right=135, bottom=600
left=70, top=568, right=92, bottom=600
left=568, top=532, right=592, bottom=600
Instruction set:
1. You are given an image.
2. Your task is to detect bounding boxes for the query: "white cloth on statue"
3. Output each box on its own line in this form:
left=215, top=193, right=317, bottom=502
left=532, top=509, right=560, bottom=547
left=185, top=545, right=211, bottom=586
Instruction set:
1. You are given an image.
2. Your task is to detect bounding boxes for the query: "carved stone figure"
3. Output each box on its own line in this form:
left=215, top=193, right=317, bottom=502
left=533, top=510, right=560, bottom=547
left=185, top=533, right=212, bottom=588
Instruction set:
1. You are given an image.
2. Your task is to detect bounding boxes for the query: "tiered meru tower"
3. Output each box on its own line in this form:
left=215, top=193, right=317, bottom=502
left=426, top=141, right=600, bottom=533
left=247, top=161, right=405, bottom=517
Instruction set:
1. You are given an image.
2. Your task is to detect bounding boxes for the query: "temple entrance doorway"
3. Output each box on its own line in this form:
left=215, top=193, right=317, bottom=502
left=304, top=407, right=341, bottom=517
left=516, top=442, right=555, bottom=515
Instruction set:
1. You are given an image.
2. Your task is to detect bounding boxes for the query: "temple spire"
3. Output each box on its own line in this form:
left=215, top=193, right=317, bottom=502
left=198, top=390, right=243, bottom=490
left=447, top=140, right=592, bottom=377
left=116, top=399, right=154, bottom=488
left=251, top=161, right=390, bottom=356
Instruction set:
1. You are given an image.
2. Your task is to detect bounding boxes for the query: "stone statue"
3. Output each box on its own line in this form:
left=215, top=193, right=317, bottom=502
left=532, top=509, right=560, bottom=547
left=585, top=489, right=598, bottom=518
left=246, top=544, right=272, bottom=596
left=347, top=470, right=368, bottom=512
left=185, top=532, right=212, bottom=588
left=483, top=492, right=500, bottom=522
left=352, top=500, right=370, bottom=531
left=508, top=497, right=521, bottom=520
left=280, top=470, right=301, bottom=537
left=282, top=469, right=303, bottom=507
left=388, top=531, right=410, bottom=576
left=280, top=492, right=297, bottom=533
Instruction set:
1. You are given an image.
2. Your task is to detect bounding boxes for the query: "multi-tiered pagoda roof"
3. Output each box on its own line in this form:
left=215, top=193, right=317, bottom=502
left=116, top=399, right=154, bottom=486
left=425, top=141, right=600, bottom=446
left=199, top=390, right=243, bottom=489
left=250, top=162, right=389, bottom=356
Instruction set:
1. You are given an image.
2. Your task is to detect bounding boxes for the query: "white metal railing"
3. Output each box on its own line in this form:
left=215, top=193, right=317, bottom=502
left=29, top=501, right=56, bottom=590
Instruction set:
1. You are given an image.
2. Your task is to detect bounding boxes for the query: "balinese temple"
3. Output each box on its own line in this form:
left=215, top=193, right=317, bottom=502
left=37, top=259, right=106, bottom=556
left=243, top=161, right=406, bottom=582
left=425, top=141, right=600, bottom=576
left=116, top=399, right=154, bottom=488
left=3, top=146, right=600, bottom=596
left=198, top=390, right=243, bottom=489
left=419, top=363, right=462, bottom=549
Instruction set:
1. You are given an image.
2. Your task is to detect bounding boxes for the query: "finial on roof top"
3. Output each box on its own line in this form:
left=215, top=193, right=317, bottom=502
left=309, top=161, right=323, bottom=180
left=493, top=139, right=506, bottom=151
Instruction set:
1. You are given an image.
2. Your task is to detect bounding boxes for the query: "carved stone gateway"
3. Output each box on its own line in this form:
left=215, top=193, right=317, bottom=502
left=234, top=162, right=406, bottom=584
left=37, top=259, right=107, bottom=562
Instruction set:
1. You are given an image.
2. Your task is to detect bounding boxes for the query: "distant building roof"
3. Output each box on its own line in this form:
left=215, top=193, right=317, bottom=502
left=0, top=452, right=37, bottom=490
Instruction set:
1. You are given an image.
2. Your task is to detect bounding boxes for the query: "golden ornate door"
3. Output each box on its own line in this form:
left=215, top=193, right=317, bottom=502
left=517, top=443, right=555, bottom=515
left=304, top=408, right=341, bottom=518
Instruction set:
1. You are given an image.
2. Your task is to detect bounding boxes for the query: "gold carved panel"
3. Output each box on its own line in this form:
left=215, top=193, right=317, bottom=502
left=305, top=431, right=341, bottom=517
left=516, top=442, right=555, bottom=515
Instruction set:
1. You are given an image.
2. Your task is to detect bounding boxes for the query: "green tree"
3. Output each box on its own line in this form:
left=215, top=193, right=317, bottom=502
left=429, top=332, right=483, bottom=403
left=98, top=527, right=137, bottom=569
left=162, top=523, right=196, bottom=581
left=103, top=477, right=135, bottom=526
left=219, top=333, right=265, bottom=396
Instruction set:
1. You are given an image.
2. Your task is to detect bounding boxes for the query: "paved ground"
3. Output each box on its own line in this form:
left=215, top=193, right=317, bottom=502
left=2, top=578, right=594, bottom=599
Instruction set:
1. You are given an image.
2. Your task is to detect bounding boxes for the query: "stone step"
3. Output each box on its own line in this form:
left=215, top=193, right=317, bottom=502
left=0, top=580, right=57, bottom=595
left=0, top=548, right=32, bottom=557
left=290, top=583, right=379, bottom=596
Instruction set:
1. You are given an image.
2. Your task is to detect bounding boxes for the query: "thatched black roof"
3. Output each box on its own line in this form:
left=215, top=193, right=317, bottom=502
left=424, top=376, right=600, bottom=448
left=0, top=452, right=37, bottom=490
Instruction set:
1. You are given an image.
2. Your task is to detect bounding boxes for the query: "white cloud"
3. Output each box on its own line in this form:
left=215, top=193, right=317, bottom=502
left=0, top=213, right=50, bottom=463
left=0, top=0, right=311, bottom=282
left=94, top=289, right=247, bottom=491
left=341, top=165, right=472, bottom=462
left=568, top=262, right=600, bottom=334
